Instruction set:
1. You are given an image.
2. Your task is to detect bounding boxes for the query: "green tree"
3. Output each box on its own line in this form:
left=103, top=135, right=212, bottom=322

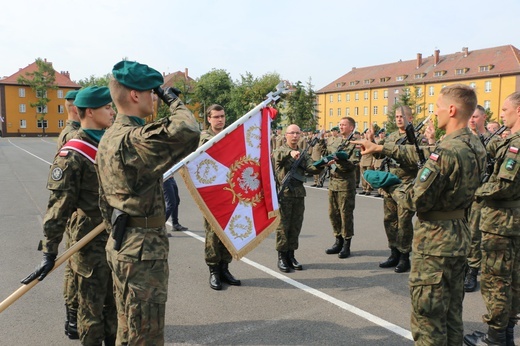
left=17, top=58, right=58, bottom=135
left=77, top=74, right=111, bottom=87
left=283, top=79, right=318, bottom=130
left=193, top=69, right=234, bottom=127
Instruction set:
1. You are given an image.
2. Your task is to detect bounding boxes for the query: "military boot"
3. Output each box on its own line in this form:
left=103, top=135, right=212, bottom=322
left=506, top=319, right=515, bottom=346
left=209, top=265, right=222, bottom=290
left=287, top=250, right=303, bottom=270
left=464, top=267, right=479, bottom=292
left=326, top=236, right=344, bottom=254
left=379, top=247, right=400, bottom=268
left=220, top=262, right=241, bottom=286
left=277, top=251, right=291, bottom=273
left=395, top=252, right=411, bottom=273
left=464, top=327, right=507, bottom=346
left=64, top=304, right=69, bottom=336
left=66, top=307, right=79, bottom=339
left=338, top=238, right=351, bottom=259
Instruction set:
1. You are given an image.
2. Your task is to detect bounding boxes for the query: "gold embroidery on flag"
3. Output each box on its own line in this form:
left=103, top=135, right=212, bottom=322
left=228, top=214, right=253, bottom=240
left=224, top=155, right=263, bottom=206
left=196, top=159, right=218, bottom=184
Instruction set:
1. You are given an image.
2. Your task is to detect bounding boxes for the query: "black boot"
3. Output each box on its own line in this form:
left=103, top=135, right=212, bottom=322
left=287, top=250, right=303, bottom=270
left=277, top=251, right=291, bottom=273
left=464, top=327, right=507, bottom=346
left=209, top=265, right=222, bottom=290
left=338, top=238, right=351, bottom=259
left=326, top=236, right=344, bottom=254
left=379, top=247, right=400, bottom=268
left=395, top=252, right=410, bottom=273
left=66, top=307, right=79, bottom=339
left=507, top=319, right=515, bottom=346
left=220, top=262, right=241, bottom=286
left=104, top=334, right=116, bottom=346
left=64, top=304, right=69, bottom=336
left=464, top=267, right=479, bottom=292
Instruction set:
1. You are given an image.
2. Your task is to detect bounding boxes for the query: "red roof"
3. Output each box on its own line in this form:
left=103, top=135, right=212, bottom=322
left=0, top=60, right=80, bottom=88
left=317, top=45, right=520, bottom=93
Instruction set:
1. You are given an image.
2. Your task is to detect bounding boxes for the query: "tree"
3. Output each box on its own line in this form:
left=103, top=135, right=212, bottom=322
left=283, top=79, right=318, bottom=130
left=17, top=58, right=58, bottom=135
left=193, top=69, right=233, bottom=127
left=78, top=74, right=111, bottom=87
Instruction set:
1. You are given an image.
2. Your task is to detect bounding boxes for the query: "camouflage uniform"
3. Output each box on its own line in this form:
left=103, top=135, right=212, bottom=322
left=273, top=143, right=321, bottom=251
left=359, top=150, right=374, bottom=194
left=475, top=131, right=520, bottom=331
left=311, top=138, right=327, bottom=185
left=383, top=127, right=486, bottom=345
left=326, top=136, right=360, bottom=240
left=57, top=120, right=80, bottom=150
left=199, top=128, right=233, bottom=266
left=96, top=100, right=200, bottom=345
left=43, top=129, right=117, bottom=345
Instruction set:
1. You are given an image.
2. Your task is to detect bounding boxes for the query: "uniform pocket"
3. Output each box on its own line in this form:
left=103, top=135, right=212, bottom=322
left=409, top=270, right=443, bottom=317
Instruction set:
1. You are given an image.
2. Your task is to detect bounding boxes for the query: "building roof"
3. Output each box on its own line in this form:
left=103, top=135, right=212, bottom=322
left=317, top=45, right=520, bottom=94
left=162, top=68, right=195, bottom=86
left=0, top=59, right=80, bottom=88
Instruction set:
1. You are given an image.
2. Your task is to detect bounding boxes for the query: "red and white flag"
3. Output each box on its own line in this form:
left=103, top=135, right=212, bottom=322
left=179, top=107, right=280, bottom=259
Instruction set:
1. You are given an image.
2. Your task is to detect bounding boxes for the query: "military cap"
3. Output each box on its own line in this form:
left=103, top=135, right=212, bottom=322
left=74, top=86, right=112, bottom=108
left=276, top=125, right=283, bottom=130
left=363, top=170, right=401, bottom=188
left=334, top=151, right=349, bottom=161
left=64, top=90, right=79, bottom=100
left=331, top=126, right=339, bottom=131
left=112, top=60, right=163, bottom=91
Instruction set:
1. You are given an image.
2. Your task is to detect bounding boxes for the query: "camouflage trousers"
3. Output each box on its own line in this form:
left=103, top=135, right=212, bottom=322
left=276, top=197, right=305, bottom=252
left=63, top=226, right=78, bottom=310
left=106, top=236, right=168, bottom=346
left=466, top=201, right=483, bottom=269
left=409, top=253, right=466, bottom=346
left=383, top=194, right=414, bottom=254
left=204, top=218, right=232, bottom=266
left=359, top=166, right=373, bottom=192
left=480, top=232, right=520, bottom=330
left=328, top=189, right=355, bottom=239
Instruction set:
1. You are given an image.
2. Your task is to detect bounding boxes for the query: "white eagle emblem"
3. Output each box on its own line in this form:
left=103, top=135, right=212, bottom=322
left=238, top=167, right=260, bottom=192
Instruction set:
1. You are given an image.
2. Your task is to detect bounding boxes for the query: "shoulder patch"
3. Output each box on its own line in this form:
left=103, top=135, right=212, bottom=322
left=59, top=150, right=70, bottom=157
left=419, top=167, right=432, bottom=182
left=429, top=152, right=440, bottom=162
left=51, top=167, right=63, bottom=181
left=509, top=146, right=519, bottom=154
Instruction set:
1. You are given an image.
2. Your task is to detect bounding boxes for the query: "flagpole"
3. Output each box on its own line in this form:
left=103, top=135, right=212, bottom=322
left=163, top=82, right=286, bottom=180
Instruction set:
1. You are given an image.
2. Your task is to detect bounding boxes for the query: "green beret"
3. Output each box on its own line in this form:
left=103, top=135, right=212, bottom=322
left=74, top=86, right=112, bottom=108
left=276, top=126, right=282, bottom=130
left=112, top=60, right=163, bottom=91
left=65, top=90, right=79, bottom=100
left=334, top=151, right=349, bottom=161
left=331, top=126, right=339, bottom=131
left=313, top=154, right=335, bottom=167
left=363, top=170, right=401, bottom=188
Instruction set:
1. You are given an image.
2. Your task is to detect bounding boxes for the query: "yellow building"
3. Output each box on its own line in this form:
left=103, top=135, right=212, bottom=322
left=316, top=45, right=520, bottom=131
left=0, top=59, right=80, bottom=137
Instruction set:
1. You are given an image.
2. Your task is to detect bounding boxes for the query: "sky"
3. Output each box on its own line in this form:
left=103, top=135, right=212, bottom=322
left=1, top=0, right=519, bottom=91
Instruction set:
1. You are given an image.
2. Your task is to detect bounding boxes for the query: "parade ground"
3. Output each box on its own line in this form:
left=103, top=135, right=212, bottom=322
left=0, top=137, right=516, bottom=345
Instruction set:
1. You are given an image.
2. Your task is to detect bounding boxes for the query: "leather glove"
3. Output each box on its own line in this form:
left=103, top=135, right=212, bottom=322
left=334, top=151, right=349, bottom=161
left=20, top=252, right=57, bottom=284
left=154, top=86, right=182, bottom=106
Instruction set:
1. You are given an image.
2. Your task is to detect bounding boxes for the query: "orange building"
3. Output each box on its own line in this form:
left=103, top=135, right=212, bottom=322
left=0, top=59, right=80, bottom=137
left=316, top=45, right=520, bottom=131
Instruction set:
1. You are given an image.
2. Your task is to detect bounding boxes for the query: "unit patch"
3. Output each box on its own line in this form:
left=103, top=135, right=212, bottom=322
left=51, top=167, right=63, bottom=181
left=505, top=158, right=517, bottom=171
left=419, top=167, right=432, bottom=182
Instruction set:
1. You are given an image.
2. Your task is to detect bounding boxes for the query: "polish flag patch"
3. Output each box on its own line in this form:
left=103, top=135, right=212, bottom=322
left=429, top=152, right=440, bottom=162
left=509, top=146, right=519, bottom=154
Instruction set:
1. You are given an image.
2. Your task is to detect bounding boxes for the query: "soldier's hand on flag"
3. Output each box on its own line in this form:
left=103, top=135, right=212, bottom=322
left=20, top=253, right=57, bottom=284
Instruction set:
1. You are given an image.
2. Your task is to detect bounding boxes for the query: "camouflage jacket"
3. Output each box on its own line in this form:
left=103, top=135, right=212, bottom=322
left=377, top=130, right=423, bottom=182
left=42, top=129, right=102, bottom=254
left=56, top=120, right=80, bottom=151
left=199, top=127, right=217, bottom=146
left=96, top=100, right=200, bottom=261
left=326, top=134, right=361, bottom=191
left=384, top=127, right=486, bottom=256
left=475, top=131, right=520, bottom=236
left=273, top=144, right=321, bottom=198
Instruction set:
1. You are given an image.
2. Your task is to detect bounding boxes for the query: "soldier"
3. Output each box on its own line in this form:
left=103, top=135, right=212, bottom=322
left=57, top=90, right=80, bottom=150
left=358, top=131, right=375, bottom=196
left=373, top=129, right=386, bottom=197
left=273, top=124, right=323, bottom=272
left=354, top=84, right=486, bottom=345
left=96, top=61, right=200, bottom=345
left=321, top=117, right=360, bottom=259
left=200, top=104, right=242, bottom=290
left=272, top=126, right=284, bottom=151
left=464, top=92, right=520, bottom=346
left=21, top=86, right=117, bottom=345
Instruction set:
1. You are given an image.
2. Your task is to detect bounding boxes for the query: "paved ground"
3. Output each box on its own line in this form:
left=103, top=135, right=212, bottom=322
left=0, top=137, right=515, bottom=345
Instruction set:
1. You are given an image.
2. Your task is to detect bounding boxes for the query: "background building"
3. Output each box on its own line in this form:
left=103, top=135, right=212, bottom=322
left=316, top=45, right=520, bottom=131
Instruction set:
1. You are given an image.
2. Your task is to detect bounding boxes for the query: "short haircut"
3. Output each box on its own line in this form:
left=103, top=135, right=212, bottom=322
left=340, top=116, right=356, bottom=127
left=440, top=84, right=477, bottom=118
left=507, top=91, right=520, bottom=107
left=475, top=104, right=486, bottom=114
left=206, top=104, right=224, bottom=117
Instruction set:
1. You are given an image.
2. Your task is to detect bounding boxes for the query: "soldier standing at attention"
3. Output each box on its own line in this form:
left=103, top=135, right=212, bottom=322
left=200, top=104, right=242, bottom=290
left=96, top=61, right=200, bottom=345
left=358, top=131, right=374, bottom=196
left=464, top=92, right=520, bottom=346
left=57, top=90, right=80, bottom=150
left=323, top=117, right=360, bottom=259
left=21, top=86, right=117, bottom=345
left=354, top=84, right=486, bottom=345
left=273, top=124, right=323, bottom=272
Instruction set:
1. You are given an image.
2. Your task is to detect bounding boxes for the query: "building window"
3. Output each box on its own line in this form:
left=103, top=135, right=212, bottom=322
left=414, top=73, right=426, bottom=79
left=364, top=106, right=368, bottom=115
left=57, top=90, right=64, bottom=98
left=394, top=89, right=399, bottom=94
left=383, top=105, right=388, bottom=114
left=479, top=65, right=494, bottom=72
left=36, top=90, right=48, bottom=98
left=349, top=81, right=356, bottom=86
left=37, top=106, right=48, bottom=113
left=383, top=90, right=388, bottom=99
left=58, top=119, right=64, bottom=128
left=329, top=108, right=333, bottom=116
left=484, top=100, right=491, bottom=109
left=19, top=104, right=26, bottom=113
left=37, top=119, right=48, bottom=128
left=354, top=93, right=359, bottom=101
left=373, top=106, right=378, bottom=115
left=337, top=108, right=341, bottom=116
left=364, top=91, right=368, bottom=100
left=346, top=107, right=350, bottom=116
left=354, top=107, right=359, bottom=116
left=428, top=103, right=434, bottom=114
left=18, top=88, right=26, bottom=97
left=416, top=87, right=423, bottom=97
left=434, top=71, right=446, bottom=77
left=429, top=86, right=435, bottom=96
left=58, top=105, right=64, bottom=114
left=363, top=122, right=368, bottom=131
left=416, top=105, right=422, bottom=114
left=329, top=95, right=333, bottom=102
left=346, top=93, right=350, bottom=102
left=485, top=81, right=492, bottom=92
left=455, top=68, right=467, bottom=75
left=373, top=91, right=378, bottom=100
left=337, top=94, right=341, bottom=102
left=20, top=119, right=27, bottom=128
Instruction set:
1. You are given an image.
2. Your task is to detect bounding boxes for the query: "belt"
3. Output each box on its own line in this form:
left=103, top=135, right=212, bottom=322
left=417, top=209, right=465, bottom=221
left=76, top=208, right=102, bottom=218
left=126, top=215, right=165, bottom=228
left=485, top=199, right=520, bottom=209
